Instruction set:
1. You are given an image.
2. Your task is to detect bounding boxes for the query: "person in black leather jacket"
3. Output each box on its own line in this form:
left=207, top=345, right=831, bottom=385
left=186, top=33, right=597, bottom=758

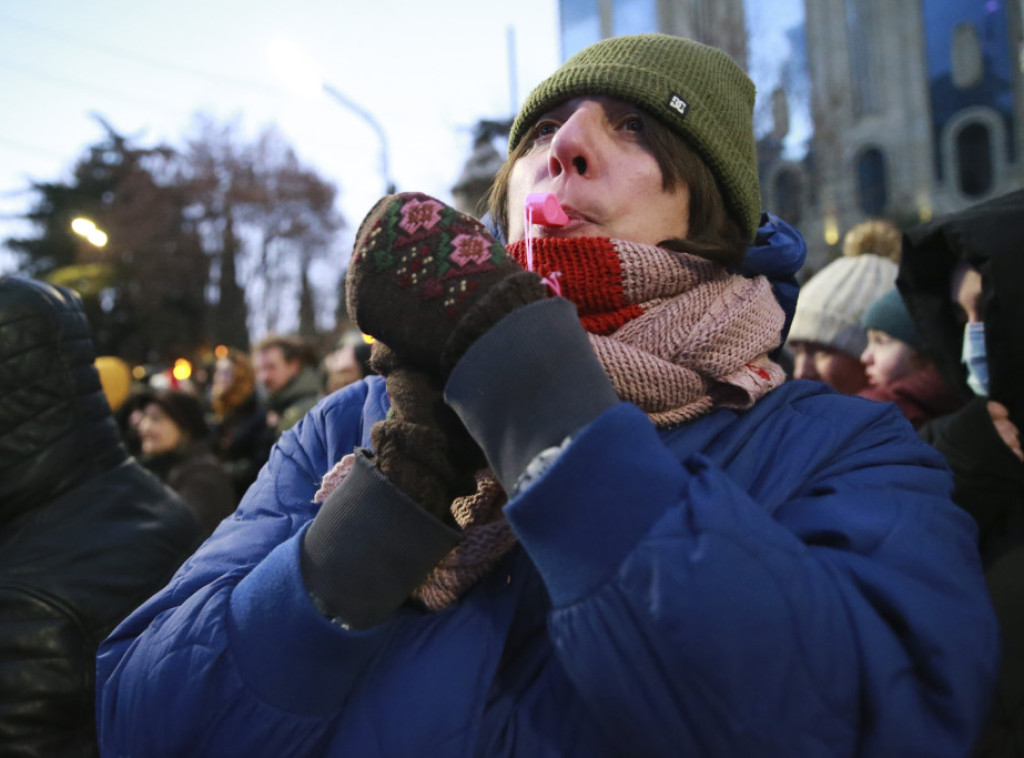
left=0, top=275, right=204, bottom=757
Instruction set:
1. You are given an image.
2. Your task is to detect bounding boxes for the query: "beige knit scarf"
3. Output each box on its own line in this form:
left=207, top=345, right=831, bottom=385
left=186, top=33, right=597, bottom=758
left=316, top=237, right=786, bottom=611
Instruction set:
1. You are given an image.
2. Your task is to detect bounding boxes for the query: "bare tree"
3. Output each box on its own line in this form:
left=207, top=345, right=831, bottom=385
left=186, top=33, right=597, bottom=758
left=181, top=117, right=344, bottom=343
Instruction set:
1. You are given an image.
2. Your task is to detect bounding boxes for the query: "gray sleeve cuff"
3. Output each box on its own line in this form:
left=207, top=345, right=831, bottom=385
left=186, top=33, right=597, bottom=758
left=300, top=449, right=462, bottom=629
left=444, top=297, right=620, bottom=494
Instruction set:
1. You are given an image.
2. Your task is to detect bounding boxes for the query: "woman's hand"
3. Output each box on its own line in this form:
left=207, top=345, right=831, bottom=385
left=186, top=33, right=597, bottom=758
left=987, top=401, right=1023, bottom=461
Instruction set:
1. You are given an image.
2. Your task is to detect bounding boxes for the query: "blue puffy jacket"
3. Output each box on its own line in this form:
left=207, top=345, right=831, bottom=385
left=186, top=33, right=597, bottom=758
left=97, top=371, right=998, bottom=756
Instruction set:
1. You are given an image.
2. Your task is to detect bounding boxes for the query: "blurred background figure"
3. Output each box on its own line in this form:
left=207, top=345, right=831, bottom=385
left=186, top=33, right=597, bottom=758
left=0, top=275, right=203, bottom=756
left=114, top=389, right=151, bottom=459
left=322, top=330, right=374, bottom=394
left=253, top=334, right=322, bottom=438
left=786, top=250, right=898, bottom=393
left=857, top=287, right=964, bottom=429
left=209, top=347, right=273, bottom=504
left=898, top=189, right=1024, bottom=757
left=137, top=389, right=235, bottom=535
left=900, top=189, right=1024, bottom=561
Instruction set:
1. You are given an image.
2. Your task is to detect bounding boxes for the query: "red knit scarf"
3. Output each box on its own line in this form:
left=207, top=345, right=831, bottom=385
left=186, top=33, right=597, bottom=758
left=317, top=237, right=786, bottom=611
left=509, top=236, right=787, bottom=424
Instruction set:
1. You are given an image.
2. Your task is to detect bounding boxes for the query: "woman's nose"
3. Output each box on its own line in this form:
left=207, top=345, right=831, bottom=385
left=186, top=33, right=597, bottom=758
left=793, top=351, right=818, bottom=380
left=548, top=104, right=603, bottom=179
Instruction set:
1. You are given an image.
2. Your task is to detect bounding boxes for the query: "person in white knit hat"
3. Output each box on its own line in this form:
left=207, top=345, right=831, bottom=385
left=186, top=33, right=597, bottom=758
left=786, top=252, right=898, bottom=394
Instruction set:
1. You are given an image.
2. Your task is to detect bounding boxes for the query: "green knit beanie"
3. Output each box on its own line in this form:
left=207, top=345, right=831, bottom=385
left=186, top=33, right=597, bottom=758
left=861, top=287, right=925, bottom=352
left=509, top=34, right=761, bottom=241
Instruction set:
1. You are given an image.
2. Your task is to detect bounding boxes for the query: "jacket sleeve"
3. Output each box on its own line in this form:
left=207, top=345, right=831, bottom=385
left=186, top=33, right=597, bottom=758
left=444, top=300, right=999, bottom=757
left=0, top=589, right=96, bottom=757
left=500, top=399, right=998, bottom=756
left=95, top=382, right=392, bottom=757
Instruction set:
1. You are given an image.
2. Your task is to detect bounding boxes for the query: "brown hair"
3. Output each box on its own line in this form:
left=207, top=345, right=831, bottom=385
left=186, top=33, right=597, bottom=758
left=487, top=108, right=749, bottom=267
left=253, top=334, right=318, bottom=368
left=210, top=348, right=256, bottom=419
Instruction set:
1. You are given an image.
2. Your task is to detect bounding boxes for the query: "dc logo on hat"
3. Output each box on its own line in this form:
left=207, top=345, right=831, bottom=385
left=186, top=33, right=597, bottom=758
left=668, top=94, right=689, bottom=117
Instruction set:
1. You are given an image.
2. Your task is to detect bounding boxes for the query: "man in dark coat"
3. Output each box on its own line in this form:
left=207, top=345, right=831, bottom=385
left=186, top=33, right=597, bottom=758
left=0, top=275, right=203, bottom=756
left=253, top=335, right=321, bottom=439
left=899, top=189, right=1024, bottom=756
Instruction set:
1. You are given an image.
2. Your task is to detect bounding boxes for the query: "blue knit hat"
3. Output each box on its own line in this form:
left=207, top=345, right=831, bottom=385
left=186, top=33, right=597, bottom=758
left=861, top=288, right=924, bottom=352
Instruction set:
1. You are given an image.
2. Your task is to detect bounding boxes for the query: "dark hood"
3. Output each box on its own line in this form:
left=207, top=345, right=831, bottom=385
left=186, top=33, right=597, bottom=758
left=897, top=189, right=1024, bottom=431
left=0, top=276, right=127, bottom=525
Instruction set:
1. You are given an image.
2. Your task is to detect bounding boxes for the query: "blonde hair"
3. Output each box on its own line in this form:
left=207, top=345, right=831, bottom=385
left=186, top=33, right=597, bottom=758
left=842, top=219, right=902, bottom=262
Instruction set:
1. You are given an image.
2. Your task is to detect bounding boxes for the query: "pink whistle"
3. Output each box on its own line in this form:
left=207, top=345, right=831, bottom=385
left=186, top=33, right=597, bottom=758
left=525, top=192, right=569, bottom=227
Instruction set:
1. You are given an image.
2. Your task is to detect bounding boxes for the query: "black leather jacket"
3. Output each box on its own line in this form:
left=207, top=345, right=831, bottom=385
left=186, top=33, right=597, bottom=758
left=0, top=276, right=203, bottom=757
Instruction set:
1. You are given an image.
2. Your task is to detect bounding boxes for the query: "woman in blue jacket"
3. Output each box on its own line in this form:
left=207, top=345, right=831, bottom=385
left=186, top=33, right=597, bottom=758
left=97, top=34, right=998, bottom=756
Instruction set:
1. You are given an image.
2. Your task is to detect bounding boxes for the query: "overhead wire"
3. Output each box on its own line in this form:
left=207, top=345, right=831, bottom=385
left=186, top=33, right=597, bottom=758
left=0, top=11, right=298, bottom=159
left=0, top=11, right=308, bottom=197
left=0, top=12, right=284, bottom=95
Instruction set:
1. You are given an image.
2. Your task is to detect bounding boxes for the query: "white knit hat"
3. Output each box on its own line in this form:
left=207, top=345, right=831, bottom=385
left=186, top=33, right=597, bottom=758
left=788, top=254, right=898, bottom=358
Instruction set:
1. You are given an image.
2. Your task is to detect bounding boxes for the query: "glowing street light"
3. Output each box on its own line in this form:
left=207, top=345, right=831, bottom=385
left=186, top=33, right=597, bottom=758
left=268, top=39, right=395, bottom=194
left=172, top=358, right=192, bottom=381
left=70, top=217, right=108, bottom=247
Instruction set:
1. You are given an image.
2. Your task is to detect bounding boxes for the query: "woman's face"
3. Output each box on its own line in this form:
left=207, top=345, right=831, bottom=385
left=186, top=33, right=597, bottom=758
left=860, top=330, right=919, bottom=387
left=790, top=341, right=868, bottom=395
left=138, top=403, right=185, bottom=456
left=505, top=96, right=690, bottom=245
left=212, top=357, right=235, bottom=397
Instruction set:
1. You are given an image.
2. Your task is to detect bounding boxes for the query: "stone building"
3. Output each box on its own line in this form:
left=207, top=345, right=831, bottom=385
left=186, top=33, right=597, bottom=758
left=454, top=0, right=1024, bottom=272
left=766, top=0, right=1024, bottom=271
left=559, top=0, right=748, bottom=67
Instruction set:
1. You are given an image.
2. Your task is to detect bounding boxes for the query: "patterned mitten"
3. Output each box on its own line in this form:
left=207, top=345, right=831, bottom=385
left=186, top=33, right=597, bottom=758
left=346, top=192, right=548, bottom=377
left=368, top=344, right=487, bottom=527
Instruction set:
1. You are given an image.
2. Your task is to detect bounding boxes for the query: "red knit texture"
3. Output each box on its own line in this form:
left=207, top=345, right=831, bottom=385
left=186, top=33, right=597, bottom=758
left=508, top=237, right=643, bottom=335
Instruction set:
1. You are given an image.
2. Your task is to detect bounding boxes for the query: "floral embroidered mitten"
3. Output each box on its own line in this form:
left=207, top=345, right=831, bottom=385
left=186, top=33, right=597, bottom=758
left=345, top=192, right=547, bottom=377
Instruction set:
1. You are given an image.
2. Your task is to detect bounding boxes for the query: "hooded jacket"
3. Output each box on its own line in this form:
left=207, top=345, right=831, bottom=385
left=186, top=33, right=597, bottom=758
left=0, top=276, right=203, bottom=757
left=899, top=189, right=1024, bottom=567
left=899, top=190, right=1024, bottom=757
left=97, top=220, right=997, bottom=757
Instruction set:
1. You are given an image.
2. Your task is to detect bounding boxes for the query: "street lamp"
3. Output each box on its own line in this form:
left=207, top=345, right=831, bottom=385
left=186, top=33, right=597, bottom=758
left=70, top=217, right=108, bottom=247
left=320, top=83, right=395, bottom=194
left=268, top=39, right=395, bottom=194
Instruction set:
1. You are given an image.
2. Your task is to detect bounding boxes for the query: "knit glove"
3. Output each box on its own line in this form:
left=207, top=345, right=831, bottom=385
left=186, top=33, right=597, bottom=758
left=367, top=343, right=485, bottom=527
left=345, top=192, right=548, bottom=379
left=347, top=192, right=619, bottom=496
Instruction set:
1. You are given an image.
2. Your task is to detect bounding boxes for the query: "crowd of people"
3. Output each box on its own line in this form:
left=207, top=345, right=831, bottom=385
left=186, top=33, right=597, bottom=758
left=0, top=30, right=1021, bottom=758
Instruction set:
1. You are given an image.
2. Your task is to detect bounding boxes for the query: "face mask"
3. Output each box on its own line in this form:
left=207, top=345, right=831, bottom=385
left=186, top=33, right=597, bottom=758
left=961, top=321, right=989, bottom=397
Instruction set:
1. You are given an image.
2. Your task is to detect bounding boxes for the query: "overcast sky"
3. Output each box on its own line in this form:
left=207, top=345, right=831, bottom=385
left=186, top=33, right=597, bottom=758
left=0, top=0, right=806, bottom=327
left=0, top=1, right=562, bottom=250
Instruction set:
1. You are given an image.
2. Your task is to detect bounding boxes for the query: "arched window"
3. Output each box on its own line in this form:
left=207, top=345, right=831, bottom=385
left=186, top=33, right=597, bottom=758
left=956, top=122, right=993, bottom=197
left=856, top=147, right=888, bottom=215
left=773, top=170, right=802, bottom=224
